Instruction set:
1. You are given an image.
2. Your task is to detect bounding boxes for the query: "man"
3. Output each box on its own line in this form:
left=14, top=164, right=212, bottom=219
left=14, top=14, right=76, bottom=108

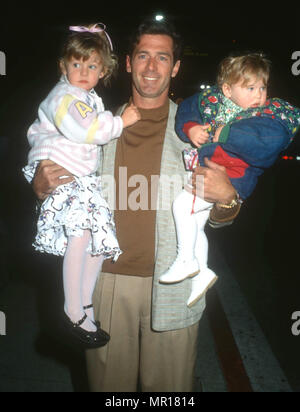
left=33, top=19, right=236, bottom=391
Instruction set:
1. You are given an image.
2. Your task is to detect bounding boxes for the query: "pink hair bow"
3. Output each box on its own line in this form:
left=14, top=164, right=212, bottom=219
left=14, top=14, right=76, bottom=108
left=69, top=23, right=113, bottom=51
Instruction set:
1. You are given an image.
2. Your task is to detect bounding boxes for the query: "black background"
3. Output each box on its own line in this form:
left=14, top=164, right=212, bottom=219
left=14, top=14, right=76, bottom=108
left=1, top=1, right=300, bottom=391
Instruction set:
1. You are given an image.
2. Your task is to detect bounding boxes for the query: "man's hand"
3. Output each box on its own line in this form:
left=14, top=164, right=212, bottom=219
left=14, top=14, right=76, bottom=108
left=32, top=160, right=74, bottom=201
left=192, top=158, right=236, bottom=204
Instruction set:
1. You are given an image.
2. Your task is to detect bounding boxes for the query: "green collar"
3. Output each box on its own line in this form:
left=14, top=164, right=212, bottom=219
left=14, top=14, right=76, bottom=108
left=216, top=94, right=244, bottom=125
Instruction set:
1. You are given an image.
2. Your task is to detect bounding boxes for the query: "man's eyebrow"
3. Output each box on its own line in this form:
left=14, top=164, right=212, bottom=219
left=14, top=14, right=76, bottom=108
left=136, top=50, right=172, bottom=57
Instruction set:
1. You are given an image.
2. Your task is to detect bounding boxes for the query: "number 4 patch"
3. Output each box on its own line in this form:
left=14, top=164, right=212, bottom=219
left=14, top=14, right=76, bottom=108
left=75, top=101, right=93, bottom=118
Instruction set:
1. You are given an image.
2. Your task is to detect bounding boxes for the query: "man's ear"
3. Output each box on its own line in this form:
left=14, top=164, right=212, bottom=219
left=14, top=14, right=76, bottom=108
left=126, top=55, right=132, bottom=73
left=171, top=60, right=181, bottom=78
left=222, top=83, right=232, bottom=98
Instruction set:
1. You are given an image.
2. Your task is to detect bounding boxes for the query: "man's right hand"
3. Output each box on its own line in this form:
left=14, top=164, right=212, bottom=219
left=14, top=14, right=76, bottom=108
left=32, top=159, right=74, bottom=201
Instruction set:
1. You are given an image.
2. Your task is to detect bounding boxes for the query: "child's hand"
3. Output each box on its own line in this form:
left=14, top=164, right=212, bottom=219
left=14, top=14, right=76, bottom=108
left=213, top=125, right=225, bottom=142
left=121, top=104, right=141, bottom=128
left=188, top=124, right=210, bottom=148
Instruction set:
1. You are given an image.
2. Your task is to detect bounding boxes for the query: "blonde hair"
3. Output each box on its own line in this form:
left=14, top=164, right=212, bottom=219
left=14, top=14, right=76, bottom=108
left=60, top=24, right=118, bottom=86
left=217, top=53, right=271, bottom=89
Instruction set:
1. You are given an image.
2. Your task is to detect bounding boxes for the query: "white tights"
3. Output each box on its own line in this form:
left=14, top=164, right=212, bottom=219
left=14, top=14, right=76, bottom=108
left=63, top=230, right=104, bottom=332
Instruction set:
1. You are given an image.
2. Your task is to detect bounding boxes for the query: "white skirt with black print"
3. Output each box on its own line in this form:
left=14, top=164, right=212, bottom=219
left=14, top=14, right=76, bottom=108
left=23, top=165, right=121, bottom=261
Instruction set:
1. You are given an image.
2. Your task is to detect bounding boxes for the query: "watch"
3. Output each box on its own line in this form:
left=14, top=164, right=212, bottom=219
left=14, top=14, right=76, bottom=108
left=217, top=192, right=242, bottom=209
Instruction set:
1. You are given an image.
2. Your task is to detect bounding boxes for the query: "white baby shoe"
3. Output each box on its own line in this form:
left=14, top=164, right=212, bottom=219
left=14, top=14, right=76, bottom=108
left=159, top=257, right=200, bottom=284
left=187, top=269, right=218, bottom=307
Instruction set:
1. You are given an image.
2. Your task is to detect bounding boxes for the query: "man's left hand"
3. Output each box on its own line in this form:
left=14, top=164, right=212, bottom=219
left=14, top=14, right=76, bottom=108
left=192, top=157, right=236, bottom=204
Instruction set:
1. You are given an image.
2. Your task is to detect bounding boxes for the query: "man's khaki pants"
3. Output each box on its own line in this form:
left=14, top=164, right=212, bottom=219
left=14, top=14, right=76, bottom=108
left=86, top=273, right=200, bottom=392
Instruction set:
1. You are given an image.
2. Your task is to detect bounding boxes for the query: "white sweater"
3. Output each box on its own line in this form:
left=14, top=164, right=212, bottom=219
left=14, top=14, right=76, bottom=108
left=26, top=75, right=123, bottom=177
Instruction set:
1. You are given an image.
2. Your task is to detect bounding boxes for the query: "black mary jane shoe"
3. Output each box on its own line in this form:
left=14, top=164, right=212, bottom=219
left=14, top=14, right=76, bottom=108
left=63, top=313, right=110, bottom=349
left=83, top=304, right=111, bottom=344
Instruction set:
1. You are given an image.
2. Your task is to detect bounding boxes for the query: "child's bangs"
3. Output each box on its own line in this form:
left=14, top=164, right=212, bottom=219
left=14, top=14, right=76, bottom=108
left=67, top=46, right=100, bottom=62
left=64, top=35, right=102, bottom=63
left=241, top=68, right=269, bottom=87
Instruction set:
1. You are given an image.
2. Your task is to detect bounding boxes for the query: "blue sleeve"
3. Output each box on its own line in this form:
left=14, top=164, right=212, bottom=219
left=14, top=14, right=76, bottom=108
left=175, top=93, right=203, bottom=143
left=218, top=116, right=292, bottom=168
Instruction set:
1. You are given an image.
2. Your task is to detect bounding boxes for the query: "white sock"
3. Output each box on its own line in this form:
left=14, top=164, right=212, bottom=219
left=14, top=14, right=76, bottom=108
left=63, top=231, right=97, bottom=332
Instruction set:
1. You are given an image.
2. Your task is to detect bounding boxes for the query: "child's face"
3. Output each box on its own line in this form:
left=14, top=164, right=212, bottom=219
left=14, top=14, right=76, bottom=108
left=61, top=51, right=105, bottom=91
left=222, top=77, right=267, bottom=109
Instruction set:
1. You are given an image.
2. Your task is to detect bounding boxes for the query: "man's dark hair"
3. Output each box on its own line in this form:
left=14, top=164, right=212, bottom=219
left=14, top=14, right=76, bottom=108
left=128, top=18, right=183, bottom=63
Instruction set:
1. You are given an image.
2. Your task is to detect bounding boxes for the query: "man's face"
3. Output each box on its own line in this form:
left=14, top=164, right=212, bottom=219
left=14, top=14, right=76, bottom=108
left=126, top=34, right=180, bottom=106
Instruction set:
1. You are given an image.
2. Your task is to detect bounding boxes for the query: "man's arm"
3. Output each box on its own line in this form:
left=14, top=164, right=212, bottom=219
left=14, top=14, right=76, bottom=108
left=32, top=160, right=74, bottom=201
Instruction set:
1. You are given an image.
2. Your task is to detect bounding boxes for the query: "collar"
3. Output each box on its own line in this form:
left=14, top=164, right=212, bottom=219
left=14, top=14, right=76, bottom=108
left=216, top=88, right=244, bottom=124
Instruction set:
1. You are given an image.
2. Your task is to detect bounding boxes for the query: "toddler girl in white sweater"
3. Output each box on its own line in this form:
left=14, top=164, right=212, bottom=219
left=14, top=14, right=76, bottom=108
left=23, top=23, right=140, bottom=348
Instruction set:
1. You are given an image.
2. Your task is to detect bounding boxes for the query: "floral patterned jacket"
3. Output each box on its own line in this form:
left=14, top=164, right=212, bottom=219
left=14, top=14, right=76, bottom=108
left=176, top=86, right=300, bottom=199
